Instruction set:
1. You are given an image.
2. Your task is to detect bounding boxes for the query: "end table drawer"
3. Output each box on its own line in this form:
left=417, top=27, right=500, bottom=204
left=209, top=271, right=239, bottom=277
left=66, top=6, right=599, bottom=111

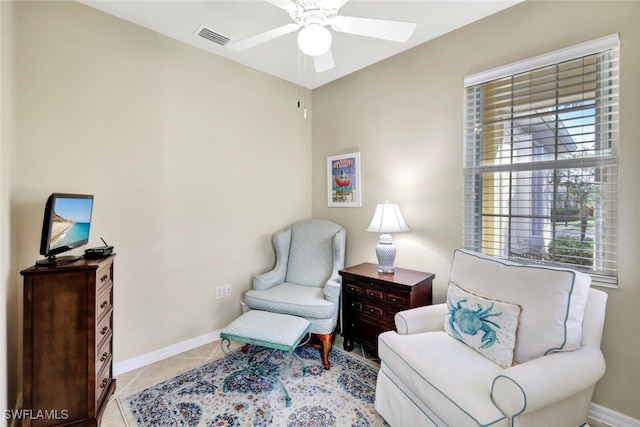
left=347, top=300, right=363, bottom=311
left=363, top=303, right=384, bottom=317
left=345, top=283, right=363, bottom=295
left=364, top=288, right=384, bottom=300
left=386, top=292, right=407, bottom=305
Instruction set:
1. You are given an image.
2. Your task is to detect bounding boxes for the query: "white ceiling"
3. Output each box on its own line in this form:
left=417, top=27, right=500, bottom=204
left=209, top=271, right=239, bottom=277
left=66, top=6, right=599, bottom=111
left=79, top=0, right=523, bottom=89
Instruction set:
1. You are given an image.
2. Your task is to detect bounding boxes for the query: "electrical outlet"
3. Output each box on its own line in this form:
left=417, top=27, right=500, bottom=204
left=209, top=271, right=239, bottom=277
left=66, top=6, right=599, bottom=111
left=215, top=286, right=223, bottom=300
left=225, top=284, right=232, bottom=297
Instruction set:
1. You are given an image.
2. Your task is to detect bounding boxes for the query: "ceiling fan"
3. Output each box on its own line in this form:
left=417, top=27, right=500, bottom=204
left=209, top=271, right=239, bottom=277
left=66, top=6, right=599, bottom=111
left=226, top=0, right=417, bottom=73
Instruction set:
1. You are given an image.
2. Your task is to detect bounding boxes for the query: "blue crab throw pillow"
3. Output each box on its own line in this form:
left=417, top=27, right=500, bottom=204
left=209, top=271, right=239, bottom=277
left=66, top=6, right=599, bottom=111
left=444, top=283, right=521, bottom=368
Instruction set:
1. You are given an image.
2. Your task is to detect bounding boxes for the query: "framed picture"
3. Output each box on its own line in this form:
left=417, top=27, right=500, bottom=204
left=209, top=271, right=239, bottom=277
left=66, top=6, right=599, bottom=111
left=327, top=152, right=361, bottom=207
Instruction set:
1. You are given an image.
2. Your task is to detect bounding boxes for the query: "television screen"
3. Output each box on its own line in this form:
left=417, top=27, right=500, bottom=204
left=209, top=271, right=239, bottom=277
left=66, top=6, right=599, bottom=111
left=39, top=193, right=94, bottom=262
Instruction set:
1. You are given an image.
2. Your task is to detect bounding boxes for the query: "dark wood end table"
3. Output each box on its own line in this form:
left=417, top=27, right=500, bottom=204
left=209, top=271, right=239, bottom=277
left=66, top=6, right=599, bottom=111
left=339, top=262, right=435, bottom=353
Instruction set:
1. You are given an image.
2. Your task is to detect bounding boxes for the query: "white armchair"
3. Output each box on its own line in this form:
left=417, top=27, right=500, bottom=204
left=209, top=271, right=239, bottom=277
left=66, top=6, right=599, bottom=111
left=375, top=249, right=607, bottom=427
left=244, top=219, right=346, bottom=369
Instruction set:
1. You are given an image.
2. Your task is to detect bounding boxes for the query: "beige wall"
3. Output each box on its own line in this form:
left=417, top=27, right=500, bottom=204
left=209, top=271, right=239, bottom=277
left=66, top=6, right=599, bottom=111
left=312, top=0, right=640, bottom=419
left=1, top=0, right=17, bottom=415
left=13, top=0, right=311, bottom=373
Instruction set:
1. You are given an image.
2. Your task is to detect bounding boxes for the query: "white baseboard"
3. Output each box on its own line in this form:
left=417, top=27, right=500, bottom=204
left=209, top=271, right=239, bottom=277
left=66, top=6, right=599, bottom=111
left=590, top=403, right=640, bottom=427
left=113, top=329, right=223, bottom=376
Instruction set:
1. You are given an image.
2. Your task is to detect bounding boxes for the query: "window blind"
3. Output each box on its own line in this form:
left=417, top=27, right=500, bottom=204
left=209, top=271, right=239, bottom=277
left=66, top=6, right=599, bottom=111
left=463, top=34, right=619, bottom=284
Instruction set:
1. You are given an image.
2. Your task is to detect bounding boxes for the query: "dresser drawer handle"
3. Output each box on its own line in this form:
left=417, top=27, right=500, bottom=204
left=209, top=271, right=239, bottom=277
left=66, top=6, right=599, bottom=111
left=100, top=274, right=109, bottom=283
left=370, top=308, right=375, bottom=313
left=391, top=297, right=397, bottom=302
left=100, top=352, right=109, bottom=362
left=100, top=326, right=109, bottom=335
left=99, top=378, right=108, bottom=389
left=100, top=301, right=109, bottom=309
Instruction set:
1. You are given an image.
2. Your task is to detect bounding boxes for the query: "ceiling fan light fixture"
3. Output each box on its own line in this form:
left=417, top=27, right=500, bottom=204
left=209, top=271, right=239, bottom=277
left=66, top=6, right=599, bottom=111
left=297, top=24, right=332, bottom=56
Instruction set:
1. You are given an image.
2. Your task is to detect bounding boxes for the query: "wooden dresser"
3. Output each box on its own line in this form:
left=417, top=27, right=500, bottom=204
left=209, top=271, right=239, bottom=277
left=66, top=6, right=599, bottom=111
left=339, top=262, right=434, bottom=353
left=21, top=255, right=116, bottom=427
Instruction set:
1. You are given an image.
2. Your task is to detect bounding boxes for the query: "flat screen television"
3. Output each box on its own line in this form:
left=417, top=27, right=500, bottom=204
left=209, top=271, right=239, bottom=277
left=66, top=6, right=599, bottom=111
left=37, top=193, right=94, bottom=266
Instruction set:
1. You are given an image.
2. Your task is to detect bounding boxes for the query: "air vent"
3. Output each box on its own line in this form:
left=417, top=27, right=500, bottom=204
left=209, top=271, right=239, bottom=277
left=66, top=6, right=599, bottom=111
left=195, top=25, right=230, bottom=46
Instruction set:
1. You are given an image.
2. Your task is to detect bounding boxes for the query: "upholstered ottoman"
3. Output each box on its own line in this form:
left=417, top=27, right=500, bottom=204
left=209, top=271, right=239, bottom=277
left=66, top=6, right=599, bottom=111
left=220, top=310, right=311, bottom=406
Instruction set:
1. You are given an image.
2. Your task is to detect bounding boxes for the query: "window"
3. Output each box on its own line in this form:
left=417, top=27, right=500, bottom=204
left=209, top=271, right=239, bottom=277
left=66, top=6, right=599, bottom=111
left=463, top=34, right=619, bottom=284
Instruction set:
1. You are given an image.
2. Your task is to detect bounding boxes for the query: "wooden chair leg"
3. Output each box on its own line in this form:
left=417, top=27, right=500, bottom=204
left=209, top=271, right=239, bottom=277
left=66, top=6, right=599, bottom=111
left=316, top=332, right=335, bottom=370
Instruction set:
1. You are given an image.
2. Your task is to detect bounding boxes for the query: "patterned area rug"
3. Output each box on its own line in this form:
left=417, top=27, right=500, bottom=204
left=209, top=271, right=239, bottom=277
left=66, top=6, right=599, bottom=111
left=118, top=346, right=388, bottom=426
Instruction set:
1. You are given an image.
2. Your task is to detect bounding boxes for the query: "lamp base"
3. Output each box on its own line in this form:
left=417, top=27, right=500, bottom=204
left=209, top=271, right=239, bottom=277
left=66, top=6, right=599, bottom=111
left=375, top=234, right=397, bottom=274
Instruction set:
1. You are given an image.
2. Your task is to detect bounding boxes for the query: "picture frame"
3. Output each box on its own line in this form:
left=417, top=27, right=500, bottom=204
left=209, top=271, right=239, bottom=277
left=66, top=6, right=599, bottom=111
left=327, top=152, right=361, bottom=207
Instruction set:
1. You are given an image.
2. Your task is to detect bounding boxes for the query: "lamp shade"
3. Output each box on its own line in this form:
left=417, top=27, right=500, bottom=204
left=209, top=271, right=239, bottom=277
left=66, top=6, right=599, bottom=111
left=297, top=24, right=332, bottom=56
left=367, top=203, right=410, bottom=234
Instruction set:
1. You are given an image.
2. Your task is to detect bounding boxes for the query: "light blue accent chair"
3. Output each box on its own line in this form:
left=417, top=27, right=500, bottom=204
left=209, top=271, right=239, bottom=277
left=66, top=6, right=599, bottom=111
left=244, top=219, right=346, bottom=370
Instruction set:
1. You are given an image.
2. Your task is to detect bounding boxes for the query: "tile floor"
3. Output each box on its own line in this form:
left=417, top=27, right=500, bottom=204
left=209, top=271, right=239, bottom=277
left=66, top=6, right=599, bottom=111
left=101, top=337, right=609, bottom=427
left=100, top=336, right=378, bottom=426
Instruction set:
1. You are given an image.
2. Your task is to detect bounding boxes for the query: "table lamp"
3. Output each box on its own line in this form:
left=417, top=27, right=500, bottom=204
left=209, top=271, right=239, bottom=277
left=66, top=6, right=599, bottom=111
left=367, top=202, right=410, bottom=273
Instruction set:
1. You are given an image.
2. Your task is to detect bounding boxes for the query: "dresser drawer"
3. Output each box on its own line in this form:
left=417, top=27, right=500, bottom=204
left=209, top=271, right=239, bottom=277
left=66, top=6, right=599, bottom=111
left=95, top=365, right=112, bottom=408
left=96, top=312, right=112, bottom=348
left=96, top=262, right=113, bottom=293
left=96, top=284, right=113, bottom=322
left=95, top=334, right=113, bottom=377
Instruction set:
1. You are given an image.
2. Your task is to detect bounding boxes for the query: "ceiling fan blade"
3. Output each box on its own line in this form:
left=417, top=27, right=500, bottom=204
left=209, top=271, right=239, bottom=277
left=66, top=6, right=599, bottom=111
left=322, top=0, right=350, bottom=10
left=331, top=16, right=416, bottom=43
left=314, top=50, right=335, bottom=73
left=227, top=23, right=300, bottom=51
left=264, top=0, right=298, bottom=10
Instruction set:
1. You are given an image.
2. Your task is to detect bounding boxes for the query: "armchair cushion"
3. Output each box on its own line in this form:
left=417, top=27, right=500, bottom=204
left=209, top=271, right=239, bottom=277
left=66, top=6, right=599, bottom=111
left=450, top=249, right=591, bottom=363
left=378, top=330, right=506, bottom=426
left=244, top=282, right=336, bottom=319
left=445, top=283, right=521, bottom=368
